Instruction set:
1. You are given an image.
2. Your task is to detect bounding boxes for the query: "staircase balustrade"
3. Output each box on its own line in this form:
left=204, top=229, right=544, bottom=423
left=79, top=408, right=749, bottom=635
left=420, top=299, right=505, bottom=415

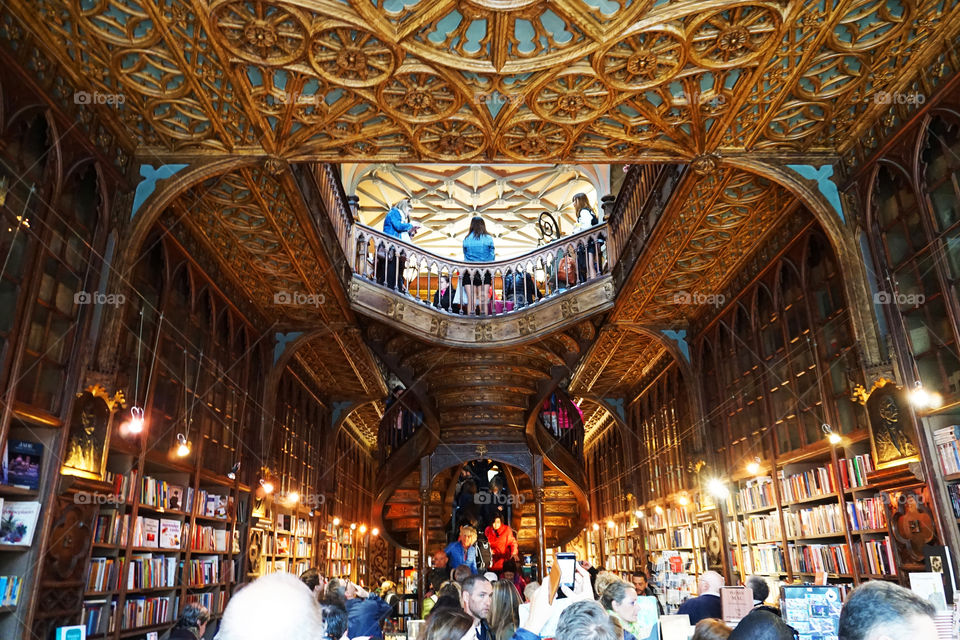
left=537, top=391, right=585, bottom=465
left=378, top=391, right=425, bottom=465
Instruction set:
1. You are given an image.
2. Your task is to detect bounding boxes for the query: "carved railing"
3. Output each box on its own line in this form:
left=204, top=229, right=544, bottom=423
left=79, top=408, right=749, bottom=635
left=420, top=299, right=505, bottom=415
left=313, top=163, right=355, bottom=252
left=536, top=390, right=585, bottom=465
left=607, top=164, right=685, bottom=271
left=378, top=391, right=425, bottom=465
left=350, top=223, right=609, bottom=316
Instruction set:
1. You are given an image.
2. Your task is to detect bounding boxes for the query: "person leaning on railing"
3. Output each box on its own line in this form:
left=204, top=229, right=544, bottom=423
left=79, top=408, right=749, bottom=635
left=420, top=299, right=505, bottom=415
left=572, top=193, right=601, bottom=281
left=379, top=198, right=420, bottom=292
left=462, top=216, right=495, bottom=316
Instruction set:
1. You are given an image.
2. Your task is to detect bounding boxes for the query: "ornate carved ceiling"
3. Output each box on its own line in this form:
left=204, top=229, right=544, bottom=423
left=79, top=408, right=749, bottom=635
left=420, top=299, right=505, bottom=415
left=342, top=399, right=385, bottom=447
left=2, top=0, right=957, bottom=162
left=346, top=163, right=604, bottom=258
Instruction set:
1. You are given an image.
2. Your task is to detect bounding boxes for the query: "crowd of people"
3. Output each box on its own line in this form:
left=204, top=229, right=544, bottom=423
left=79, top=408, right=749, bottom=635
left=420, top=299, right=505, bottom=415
left=373, top=194, right=606, bottom=315
left=162, top=560, right=939, bottom=640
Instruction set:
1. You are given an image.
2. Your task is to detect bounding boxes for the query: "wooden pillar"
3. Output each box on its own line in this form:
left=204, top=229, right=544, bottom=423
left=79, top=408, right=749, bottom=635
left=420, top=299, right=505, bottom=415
left=418, top=456, right=430, bottom=616
left=534, top=455, right=547, bottom=581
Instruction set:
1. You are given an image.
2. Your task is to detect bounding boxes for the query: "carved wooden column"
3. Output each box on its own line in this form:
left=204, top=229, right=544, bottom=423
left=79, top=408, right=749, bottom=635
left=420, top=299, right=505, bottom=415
left=418, top=456, right=431, bottom=615
left=533, top=455, right=546, bottom=580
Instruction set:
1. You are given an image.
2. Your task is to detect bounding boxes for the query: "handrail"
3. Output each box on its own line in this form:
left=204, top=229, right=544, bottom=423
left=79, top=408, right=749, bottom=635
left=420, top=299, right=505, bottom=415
left=313, top=164, right=355, bottom=254
left=607, top=164, right=684, bottom=268
left=350, top=223, right=609, bottom=316
left=537, top=390, right=585, bottom=464
left=378, top=391, right=424, bottom=465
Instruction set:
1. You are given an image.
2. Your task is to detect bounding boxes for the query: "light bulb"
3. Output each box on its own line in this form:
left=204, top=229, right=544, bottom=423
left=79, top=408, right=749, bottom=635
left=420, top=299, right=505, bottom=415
left=333, top=517, right=341, bottom=526
left=126, top=406, right=145, bottom=434
left=592, top=523, right=600, bottom=531
left=607, top=519, right=615, bottom=528
left=635, top=510, right=644, bottom=519
left=350, top=523, right=357, bottom=530
left=288, top=492, right=299, bottom=504
left=678, top=496, right=689, bottom=506
left=746, top=461, right=760, bottom=475
left=707, top=479, right=729, bottom=500
left=372, top=528, right=379, bottom=536
left=654, top=505, right=664, bottom=515
left=359, top=524, right=367, bottom=534
left=261, top=479, right=274, bottom=494
left=827, top=432, right=842, bottom=445
left=175, top=434, right=190, bottom=457
left=910, top=380, right=943, bottom=409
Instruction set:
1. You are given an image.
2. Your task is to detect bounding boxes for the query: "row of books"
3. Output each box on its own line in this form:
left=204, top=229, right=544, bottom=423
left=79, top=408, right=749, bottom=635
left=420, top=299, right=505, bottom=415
left=140, top=477, right=231, bottom=520
left=748, top=543, right=786, bottom=574
left=192, top=525, right=229, bottom=552
left=671, top=526, right=694, bottom=548
left=737, top=477, right=777, bottom=512
left=326, top=540, right=355, bottom=559
left=788, top=543, right=854, bottom=575
left=188, top=556, right=223, bottom=586
left=949, top=483, right=960, bottom=519
left=121, top=595, right=175, bottom=629
left=127, top=554, right=178, bottom=590
left=665, top=506, right=690, bottom=527
left=745, top=514, right=781, bottom=542
left=855, top=538, right=897, bottom=575
left=933, top=426, right=960, bottom=475
left=647, top=532, right=668, bottom=550
left=847, top=496, right=888, bottom=531
left=780, top=466, right=836, bottom=503
left=133, top=516, right=181, bottom=549
left=82, top=599, right=117, bottom=635
left=784, top=503, right=845, bottom=538
left=185, top=591, right=225, bottom=615
left=94, top=512, right=129, bottom=546
left=0, top=575, right=23, bottom=606
left=837, top=454, right=874, bottom=490
left=86, top=557, right=123, bottom=593
left=294, top=538, right=313, bottom=557
left=103, top=469, right=138, bottom=503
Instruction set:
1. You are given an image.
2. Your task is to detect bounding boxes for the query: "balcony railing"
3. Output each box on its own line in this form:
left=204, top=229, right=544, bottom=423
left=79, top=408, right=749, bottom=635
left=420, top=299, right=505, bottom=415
left=607, top=164, right=685, bottom=273
left=350, top=223, right=609, bottom=317
left=537, top=390, right=584, bottom=464
left=378, top=390, right=425, bottom=465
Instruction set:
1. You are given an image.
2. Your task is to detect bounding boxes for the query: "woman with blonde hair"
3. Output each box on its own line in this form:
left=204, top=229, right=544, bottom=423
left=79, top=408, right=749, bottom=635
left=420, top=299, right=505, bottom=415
left=488, top=579, right=522, bottom=640
left=600, top=579, right=641, bottom=640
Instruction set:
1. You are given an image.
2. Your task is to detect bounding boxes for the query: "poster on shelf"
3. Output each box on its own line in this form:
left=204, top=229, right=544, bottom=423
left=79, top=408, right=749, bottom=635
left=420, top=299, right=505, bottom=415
left=909, top=572, right=949, bottom=611
left=658, top=615, right=692, bottom=640
left=720, top=586, right=753, bottom=625
left=780, top=585, right=841, bottom=640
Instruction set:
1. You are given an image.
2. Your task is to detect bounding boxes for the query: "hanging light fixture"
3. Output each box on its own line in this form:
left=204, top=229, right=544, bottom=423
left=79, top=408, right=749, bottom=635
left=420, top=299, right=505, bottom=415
left=260, top=477, right=274, bottom=495
left=822, top=424, right=842, bottom=445
left=123, top=310, right=164, bottom=436
left=910, top=380, right=943, bottom=410
left=287, top=491, right=300, bottom=505
left=707, top=479, right=729, bottom=500
left=332, top=517, right=341, bottom=526
left=227, top=461, right=240, bottom=480
left=359, top=524, right=367, bottom=534
left=372, top=528, right=379, bottom=536
left=176, top=433, right=191, bottom=457
left=746, top=457, right=761, bottom=476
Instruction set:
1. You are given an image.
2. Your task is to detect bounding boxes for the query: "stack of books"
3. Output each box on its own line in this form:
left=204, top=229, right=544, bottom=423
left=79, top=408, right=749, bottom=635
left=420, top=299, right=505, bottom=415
left=933, top=426, right=960, bottom=475
left=837, top=454, right=874, bottom=489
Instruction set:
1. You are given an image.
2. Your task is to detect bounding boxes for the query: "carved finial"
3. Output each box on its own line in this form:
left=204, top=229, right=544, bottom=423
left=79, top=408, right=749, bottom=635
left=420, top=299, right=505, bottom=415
left=691, top=152, right=722, bottom=177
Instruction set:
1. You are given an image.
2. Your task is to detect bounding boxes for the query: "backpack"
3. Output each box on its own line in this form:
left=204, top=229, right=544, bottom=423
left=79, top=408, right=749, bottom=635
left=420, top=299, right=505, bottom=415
left=475, top=538, right=491, bottom=573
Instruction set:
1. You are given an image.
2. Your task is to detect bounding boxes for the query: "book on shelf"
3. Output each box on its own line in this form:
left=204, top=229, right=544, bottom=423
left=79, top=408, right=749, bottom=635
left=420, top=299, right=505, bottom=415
left=86, top=557, right=122, bottom=593
left=854, top=538, right=896, bottom=576
left=785, top=503, right=845, bottom=538
left=277, top=535, right=290, bottom=556
left=134, top=517, right=160, bottom=548
left=4, top=439, right=42, bottom=490
left=923, top=545, right=956, bottom=605
left=780, top=466, right=836, bottom=503
left=0, top=575, right=23, bottom=605
left=127, top=553, right=178, bottom=589
left=737, top=477, right=776, bottom=512
left=121, top=595, right=176, bottom=629
left=909, top=572, right=949, bottom=611
left=103, top=469, right=138, bottom=503
left=141, top=476, right=188, bottom=511
left=788, top=543, right=854, bottom=575
left=846, top=496, right=887, bottom=531
left=83, top=599, right=118, bottom=636
left=745, top=514, right=781, bottom=542
left=837, top=454, right=874, bottom=489
left=0, top=500, right=41, bottom=546
left=94, top=512, right=129, bottom=546
left=159, top=518, right=181, bottom=549
left=189, top=555, right=221, bottom=586
left=933, top=426, right=960, bottom=475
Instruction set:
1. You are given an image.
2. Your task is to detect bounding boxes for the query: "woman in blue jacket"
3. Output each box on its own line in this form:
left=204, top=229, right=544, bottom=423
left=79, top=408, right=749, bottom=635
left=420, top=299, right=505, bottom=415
left=378, top=198, right=419, bottom=291
left=462, top=217, right=495, bottom=315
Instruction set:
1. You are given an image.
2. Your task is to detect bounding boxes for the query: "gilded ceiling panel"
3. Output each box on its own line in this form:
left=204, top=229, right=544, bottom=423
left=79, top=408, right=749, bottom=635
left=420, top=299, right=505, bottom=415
left=2, top=0, right=955, bottom=160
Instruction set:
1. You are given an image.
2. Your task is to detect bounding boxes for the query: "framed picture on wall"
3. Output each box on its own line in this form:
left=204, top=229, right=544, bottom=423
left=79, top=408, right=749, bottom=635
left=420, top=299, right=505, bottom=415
left=60, top=387, right=119, bottom=481
left=861, top=380, right=920, bottom=470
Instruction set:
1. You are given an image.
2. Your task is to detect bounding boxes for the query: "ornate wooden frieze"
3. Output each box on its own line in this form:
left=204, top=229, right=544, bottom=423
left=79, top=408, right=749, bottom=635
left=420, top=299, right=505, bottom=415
left=349, top=275, right=615, bottom=348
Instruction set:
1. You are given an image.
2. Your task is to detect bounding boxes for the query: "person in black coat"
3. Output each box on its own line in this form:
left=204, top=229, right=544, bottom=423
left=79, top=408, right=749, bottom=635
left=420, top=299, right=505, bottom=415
left=166, top=603, right=210, bottom=639
left=433, top=275, right=459, bottom=313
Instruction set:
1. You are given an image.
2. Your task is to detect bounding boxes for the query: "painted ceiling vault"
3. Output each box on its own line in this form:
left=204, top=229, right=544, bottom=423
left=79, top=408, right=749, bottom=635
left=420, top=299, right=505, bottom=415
left=1, top=0, right=956, bottom=164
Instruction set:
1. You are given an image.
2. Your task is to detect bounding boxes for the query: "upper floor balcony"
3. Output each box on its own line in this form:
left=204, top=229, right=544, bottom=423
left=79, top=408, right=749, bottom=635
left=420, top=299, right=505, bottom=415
left=300, top=163, right=683, bottom=345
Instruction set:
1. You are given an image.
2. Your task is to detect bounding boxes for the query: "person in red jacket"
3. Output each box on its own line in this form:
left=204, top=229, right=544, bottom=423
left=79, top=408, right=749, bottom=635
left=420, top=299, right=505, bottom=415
left=485, top=516, right=518, bottom=571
